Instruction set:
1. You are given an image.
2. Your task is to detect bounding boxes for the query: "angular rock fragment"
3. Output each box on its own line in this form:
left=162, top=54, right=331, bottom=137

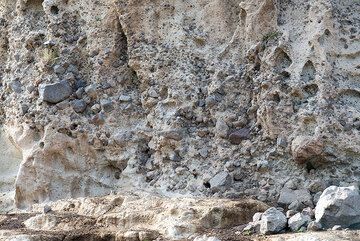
left=315, top=186, right=360, bottom=229
left=291, top=136, right=324, bottom=165
left=278, top=187, right=313, bottom=208
left=119, top=95, right=131, bottom=102
left=39, top=80, right=72, bottom=104
left=259, top=207, right=287, bottom=234
left=215, top=119, right=229, bottom=138
left=209, top=171, right=232, bottom=190
left=228, top=128, right=250, bottom=144
left=100, top=99, right=114, bottom=112
left=243, top=221, right=261, bottom=234
left=53, top=65, right=65, bottom=75
left=288, top=213, right=311, bottom=231
left=286, top=210, right=297, bottom=218
left=85, top=84, right=98, bottom=98
left=307, top=221, right=322, bottom=231
left=71, top=99, right=87, bottom=113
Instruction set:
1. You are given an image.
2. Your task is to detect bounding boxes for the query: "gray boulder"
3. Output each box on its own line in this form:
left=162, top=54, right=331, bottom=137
left=315, top=186, right=360, bottom=229
left=278, top=187, right=313, bottom=208
left=288, top=213, right=311, bottom=231
left=259, top=207, right=287, bottom=234
left=39, top=80, right=72, bottom=104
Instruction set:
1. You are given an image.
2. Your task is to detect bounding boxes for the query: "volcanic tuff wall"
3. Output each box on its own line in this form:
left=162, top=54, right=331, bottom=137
left=0, top=0, right=359, bottom=210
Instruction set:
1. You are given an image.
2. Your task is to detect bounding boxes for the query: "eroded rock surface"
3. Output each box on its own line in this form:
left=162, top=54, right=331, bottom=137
left=0, top=194, right=268, bottom=240
left=0, top=0, right=359, bottom=240
left=0, top=0, right=357, bottom=211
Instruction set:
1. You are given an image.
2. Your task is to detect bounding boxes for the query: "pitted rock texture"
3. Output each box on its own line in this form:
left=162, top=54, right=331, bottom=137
left=0, top=0, right=359, bottom=216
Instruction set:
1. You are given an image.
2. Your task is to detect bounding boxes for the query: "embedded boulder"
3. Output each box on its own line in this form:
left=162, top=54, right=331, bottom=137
left=291, top=136, right=324, bottom=165
left=39, top=81, right=72, bottom=104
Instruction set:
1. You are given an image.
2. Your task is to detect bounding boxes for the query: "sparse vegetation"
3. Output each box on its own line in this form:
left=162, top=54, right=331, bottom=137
left=242, top=230, right=252, bottom=236
left=193, top=36, right=206, bottom=46
left=42, top=47, right=60, bottom=65
left=262, top=31, right=281, bottom=43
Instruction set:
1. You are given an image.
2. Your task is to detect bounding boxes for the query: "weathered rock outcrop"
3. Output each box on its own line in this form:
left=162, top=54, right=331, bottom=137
left=0, top=0, right=358, bottom=239
left=0, top=194, right=268, bottom=240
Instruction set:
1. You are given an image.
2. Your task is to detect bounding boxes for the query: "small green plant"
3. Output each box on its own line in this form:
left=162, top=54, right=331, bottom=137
left=95, top=16, right=102, bottom=21
left=43, top=48, right=60, bottom=65
left=242, top=230, right=252, bottom=236
left=262, top=31, right=281, bottom=43
left=296, top=228, right=306, bottom=233
left=193, top=36, right=206, bottom=46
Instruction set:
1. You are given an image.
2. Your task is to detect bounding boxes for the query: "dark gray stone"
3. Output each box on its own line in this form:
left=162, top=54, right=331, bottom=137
left=75, top=87, right=84, bottom=99
left=71, top=99, right=87, bottom=113
left=91, top=112, right=106, bottom=125
left=313, top=191, right=322, bottom=205
left=278, top=187, right=313, bottom=208
left=39, top=80, right=72, bottom=104
left=10, top=79, right=22, bottom=93
left=205, top=95, right=217, bottom=108
left=228, top=128, right=250, bottom=144
left=20, top=104, right=29, bottom=115
left=100, top=99, right=114, bottom=112
left=43, top=205, right=52, bottom=214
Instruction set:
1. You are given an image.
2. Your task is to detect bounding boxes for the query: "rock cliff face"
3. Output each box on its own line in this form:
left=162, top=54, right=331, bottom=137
left=0, top=0, right=359, bottom=224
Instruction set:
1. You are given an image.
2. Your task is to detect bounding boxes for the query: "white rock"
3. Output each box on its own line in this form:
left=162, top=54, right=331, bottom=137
left=253, top=212, right=263, bottom=222
left=315, top=186, right=360, bottom=229
left=24, top=214, right=57, bottom=230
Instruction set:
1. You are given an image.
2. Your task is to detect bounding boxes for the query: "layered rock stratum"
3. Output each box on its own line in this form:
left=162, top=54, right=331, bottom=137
left=0, top=0, right=359, bottom=240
